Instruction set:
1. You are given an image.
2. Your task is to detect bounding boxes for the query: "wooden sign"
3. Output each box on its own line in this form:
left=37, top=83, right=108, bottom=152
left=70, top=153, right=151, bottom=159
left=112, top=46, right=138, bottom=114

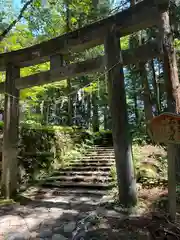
left=148, top=112, right=180, bottom=144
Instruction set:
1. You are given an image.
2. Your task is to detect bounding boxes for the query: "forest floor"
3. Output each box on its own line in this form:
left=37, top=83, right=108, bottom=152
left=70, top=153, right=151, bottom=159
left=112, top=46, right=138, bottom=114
left=0, top=144, right=180, bottom=240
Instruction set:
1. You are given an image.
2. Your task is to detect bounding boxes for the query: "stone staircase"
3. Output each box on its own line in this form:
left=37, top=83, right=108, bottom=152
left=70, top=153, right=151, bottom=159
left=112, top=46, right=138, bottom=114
left=41, top=146, right=115, bottom=195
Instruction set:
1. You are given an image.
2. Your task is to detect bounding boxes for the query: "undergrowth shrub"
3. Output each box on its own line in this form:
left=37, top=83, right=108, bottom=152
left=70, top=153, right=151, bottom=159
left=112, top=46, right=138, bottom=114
left=110, top=144, right=167, bottom=188
left=90, top=130, right=113, bottom=146
left=18, top=124, right=91, bottom=183
left=134, top=144, right=167, bottom=187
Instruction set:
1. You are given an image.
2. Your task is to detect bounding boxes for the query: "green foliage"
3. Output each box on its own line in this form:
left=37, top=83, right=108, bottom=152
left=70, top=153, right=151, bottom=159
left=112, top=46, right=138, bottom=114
left=131, top=125, right=152, bottom=145
left=0, top=121, right=3, bottom=129
left=109, top=143, right=168, bottom=189
left=110, top=165, right=117, bottom=183
left=86, top=130, right=113, bottom=146
left=18, top=124, right=91, bottom=183
left=133, top=144, right=167, bottom=187
left=0, top=0, right=176, bottom=197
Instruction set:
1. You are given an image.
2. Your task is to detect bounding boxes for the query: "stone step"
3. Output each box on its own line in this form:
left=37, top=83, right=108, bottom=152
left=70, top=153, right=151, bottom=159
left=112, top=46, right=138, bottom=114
left=92, top=149, right=114, bottom=152
left=92, top=145, right=114, bottom=149
left=86, top=151, right=113, bottom=154
left=85, top=153, right=113, bottom=156
left=69, top=159, right=114, bottom=164
left=52, top=171, right=111, bottom=177
left=66, top=162, right=113, bottom=168
left=83, top=154, right=115, bottom=159
left=77, top=156, right=115, bottom=160
left=87, top=149, right=114, bottom=153
left=46, top=175, right=112, bottom=183
left=60, top=166, right=111, bottom=172
left=86, top=148, right=114, bottom=150
left=42, top=181, right=114, bottom=190
left=86, top=148, right=114, bottom=151
left=39, top=187, right=108, bottom=196
left=37, top=146, right=115, bottom=193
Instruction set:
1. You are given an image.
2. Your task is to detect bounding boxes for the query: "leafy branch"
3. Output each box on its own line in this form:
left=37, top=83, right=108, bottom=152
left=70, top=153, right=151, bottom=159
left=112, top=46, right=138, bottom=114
left=0, top=0, right=34, bottom=43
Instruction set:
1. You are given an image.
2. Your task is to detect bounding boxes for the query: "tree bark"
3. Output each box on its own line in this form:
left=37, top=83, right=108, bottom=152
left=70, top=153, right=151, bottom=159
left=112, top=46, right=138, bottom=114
left=160, top=12, right=180, bottom=112
left=50, top=54, right=64, bottom=125
left=104, top=105, right=108, bottom=130
left=159, top=11, right=180, bottom=221
left=67, top=79, right=73, bottom=126
left=64, top=0, right=73, bottom=126
left=133, top=91, right=139, bottom=125
left=104, top=26, right=137, bottom=207
left=92, top=92, right=99, bottom=132
left=86, top=94, right=91, bottom=129
left=150, top=60, right=161, bottom=114
left=139, top=62, right=153, bottom=122
left=131, top=69, right=139, bottom=125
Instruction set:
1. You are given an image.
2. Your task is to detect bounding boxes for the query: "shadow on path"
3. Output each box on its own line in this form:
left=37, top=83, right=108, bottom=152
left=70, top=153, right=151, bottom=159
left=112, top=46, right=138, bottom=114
left=0, top=186, right=168, bottom=239
left=0, top=186, right=132, bottom=239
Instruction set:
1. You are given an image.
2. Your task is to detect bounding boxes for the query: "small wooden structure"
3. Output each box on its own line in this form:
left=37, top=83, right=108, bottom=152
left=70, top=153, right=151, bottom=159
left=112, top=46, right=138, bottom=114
left=149, top=113, right=180, bottom=221
left=150, top=113, right=180, bottom=144
left=0, top=0, right=174, bottom=206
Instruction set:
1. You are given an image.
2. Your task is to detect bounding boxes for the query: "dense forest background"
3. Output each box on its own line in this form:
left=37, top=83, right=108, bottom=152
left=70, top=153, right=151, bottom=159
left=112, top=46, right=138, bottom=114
left=1, top=0, right=180, bottom=232
left=1, top=0, right=174, bottom=139
left=1, top=0, right=180, bottom=211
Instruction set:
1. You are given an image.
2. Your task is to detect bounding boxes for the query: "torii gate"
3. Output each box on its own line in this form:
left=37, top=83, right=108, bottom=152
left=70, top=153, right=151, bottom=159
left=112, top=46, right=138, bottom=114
left=0, top=0, right=173, bottom=212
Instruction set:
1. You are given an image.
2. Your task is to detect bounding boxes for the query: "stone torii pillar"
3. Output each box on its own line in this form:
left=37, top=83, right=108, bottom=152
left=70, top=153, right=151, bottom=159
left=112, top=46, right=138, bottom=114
left=1, top=64, right=20, bottom=198
left=104, top=26, right=137, bottom=207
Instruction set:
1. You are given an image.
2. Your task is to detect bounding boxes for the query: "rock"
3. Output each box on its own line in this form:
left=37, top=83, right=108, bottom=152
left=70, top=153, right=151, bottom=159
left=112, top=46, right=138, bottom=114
left=63, top=221, right=76, bottom=233
left=30, top=232, right=39, bottom=239
left=39, top=229, right=52, bottom=238
left=137, top=230, right=151, bottom=240
left=52, top=234, right=67, bottom=240
left=53, top=226, right=63, bottom=234
left=52, top=220, right=63, bottom=228
left=6, top=232, right=26, bottom=240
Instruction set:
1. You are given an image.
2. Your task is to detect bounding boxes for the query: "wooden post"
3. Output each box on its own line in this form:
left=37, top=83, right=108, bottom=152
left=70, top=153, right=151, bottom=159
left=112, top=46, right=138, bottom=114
left=104, top=26, right=137, bottom=207
left=159, top=11, right=180, bottom=221
left=1, top=64, right=20, bottom=198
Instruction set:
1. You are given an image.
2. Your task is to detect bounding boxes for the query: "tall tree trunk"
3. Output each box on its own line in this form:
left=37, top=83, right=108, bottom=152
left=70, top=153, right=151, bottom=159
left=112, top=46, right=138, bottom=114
left=131, top=70, right=139, bottom=125
left=92, top=92, right=99, bottom=132
left=42, top=101, right=49, bottom=125
left=159, top=11, right=180, bottom=220
left=133, top=90, right=139, bottom=125
left=139, top=62, right=153, bottom=122
left=150, top=60, right=161, bottom=114
left=129, top=0, right=141, bottom=126
left=160, top=13, right=180, bottom=112
left=67, top=79, right=73, bottom=125
left=104, top=73, right=109, bottom=130
left=86, top=94, right=91, bottom=129
left=65, top=0, right=73, bottom=126
left=104, top=105, right=108, bottom=130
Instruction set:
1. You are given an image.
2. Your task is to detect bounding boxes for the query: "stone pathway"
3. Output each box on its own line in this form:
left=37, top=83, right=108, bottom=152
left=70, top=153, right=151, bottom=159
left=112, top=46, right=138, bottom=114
left=0, top=185, right=154, bottom=240
left=0, top=186, right=131, bottom=240
left=0, top=144, right=155, bottom=240
left=41, top=146, right=115, bottom=191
